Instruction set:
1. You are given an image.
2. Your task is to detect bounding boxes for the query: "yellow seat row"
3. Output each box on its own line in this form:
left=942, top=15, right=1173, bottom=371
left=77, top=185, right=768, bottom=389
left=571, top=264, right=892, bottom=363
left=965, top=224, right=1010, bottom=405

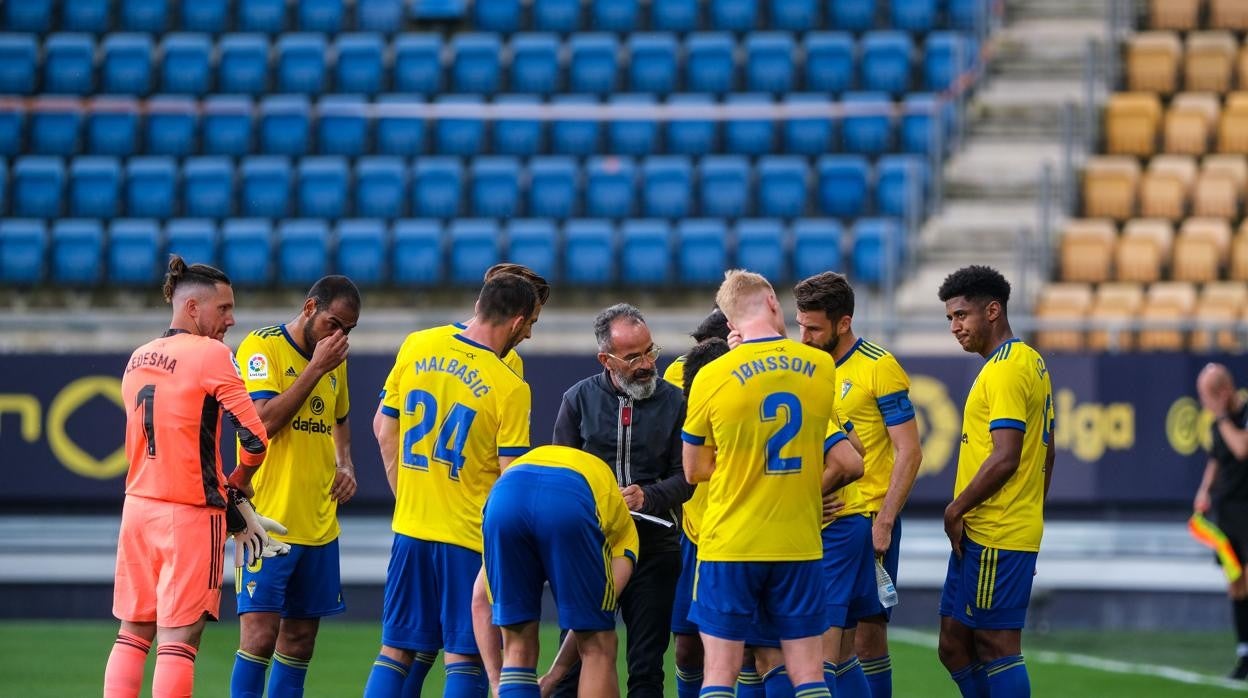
left=1060, top=216, right=1246, bottom=284
left=1106, top=91, right=1248, bottom=156
left=1150, top=0, right=1248, bottom=31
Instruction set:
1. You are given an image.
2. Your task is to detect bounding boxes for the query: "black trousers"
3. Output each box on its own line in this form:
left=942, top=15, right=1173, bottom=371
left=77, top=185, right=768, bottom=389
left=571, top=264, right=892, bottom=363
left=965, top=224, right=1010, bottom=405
left=552, top=546, right=682, bottom=698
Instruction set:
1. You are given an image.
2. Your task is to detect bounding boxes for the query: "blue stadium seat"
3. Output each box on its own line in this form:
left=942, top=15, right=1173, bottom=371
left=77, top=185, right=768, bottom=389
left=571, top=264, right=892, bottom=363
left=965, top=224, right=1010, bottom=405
left=299, top=0, right=344, bottom=32
left=804, top=33, right=854, bottom=95
left=949, top=0, right=988, bottom=31
left=277, top=34, right=327, bottom=95
left=0, top=106, right=19, bottom=157
left=181, top=0, right=228, bottom=32
left=569, top=34, right=618, bottom=96
left=699, top=156, right=749, bottom=218
left=62, top=0, right=110, bottom=32
left=335, top=34, right=384, bottom=95
left=563, top=219, right=615, bottom=285
left=109, top=218, right=161, bottom=285
left=297, top=156, right=349, bottom=219
left=677, top=219, right=728, bottom=285
left=585, top=156, right=634, bottom=218
left=710, top=0, right=757, bottom=31
left=278, top=219, right=330, bottom=285
left=609, top=94, right=658, bottom=156
left=628, top=34, right=677, bottom=95
left=533, top=0, right=581, bottom=33
left=240, top=156, right=293, bottom=218
left=550, top=95, right=600, bottom=156
left=121, top=0, right=168, bottom=31
left=260, top=95, right=311, bottom=156
left=862, top=31, right=914, bottom=96
left=126, top=157, right=176, bottom=219
left=620, top=219, right=671, bottom=285
left=665, top=94, right=716, bottom=156
left=792, top=218, right=843, bottom=278
left=435, top=95, right=486, bottom=156
left=452, top=33, right=502, bottom=94
left=102, top=34, right=153, bottom=95
left=925, top=32, right=972, bottom=92
left=0, top=35, right=36, bottom=95
left=493, top=94, right=544, bottom=156
left=318, top=96, right=368, bottom=156
left=449, top=219, right=500, bottom=285
left=506, top=219, right=558, bottom=281
left=830, top=0, right=876, bottom=31
left=30, top=98, right=82, bottom=156
left=471, top=157, right=521, bottom=218
left=239, top=0, right=286, bottom=33
left=219, top=34, right=270, bottom=95
left=0, top=158, right=7, bottom=213
left=376, top=94, right=427, bottom=156
left=725, top=94, right=775, bottom=155
left=182, top=157, right=234, bottom=219
left=202, top=96, right=254, bottom=156
left=890, top=0, right=936, bottom=33
left=86, top=98, right=137, bottom=156
left=146, top=96, right=198, bottom=156
left=735, top=218, right=786, bottom=281
left=783, top=94, right=834, bottom=155
left=510, top=34, right=560, bottom=95
left=817, top=155, right=869, bottom=218
left=44, top=34, right=94, bottom=96
left=642, top=156, right=692, bottom=219
left=0, top=220, right=46, bottom=284
left=416, top=0, right=468, bottom=19
left=69, top=156, right=121, bottom=218
left=842, top=92, right=893, bottom=155
left=757, top=156, right=807, bottom=218
left=876, top=154, right=928, bottom=218
left=165, top=219, right=218, bottom=266
left=651, top=0, right=697, bottom=31
left=336, top=219, right=387, bottom=286
left=13, top=157, right=64, bottom=218
left=413, top=157, right=463, bottom=218
left=771, top=0, right=816, bottom=31
left=528, top=156, right=578, bottom=219
left=475, top=0, right=521, bottom=32
left=392, top=219, right=442, bottom=285
left=355, top=156, right=406, bottom=219
left=900, top=93, right=939, bottom=154
left=160, top=34, right=211, bottom=96
left=686, top=33, right=735, bottom=94
left=746, top=33, right=795, bottom=94
left=221, top=218, right=274, bottom=285
left=5, top=0, right=51, bottom=32
left=357, top=0, right=404, bottom=32
left=593, top=0, right=639, bottom=31
left=51, top=219, right=103, bottom=285
left=851, top=217, right=902, bottom=284
left=393, top=34, right=443, bottom=95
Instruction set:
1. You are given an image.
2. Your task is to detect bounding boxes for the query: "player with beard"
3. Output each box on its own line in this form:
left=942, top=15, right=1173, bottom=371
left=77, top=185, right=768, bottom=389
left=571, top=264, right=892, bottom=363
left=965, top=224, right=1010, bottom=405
left=550, top=303, right=694, bottom=698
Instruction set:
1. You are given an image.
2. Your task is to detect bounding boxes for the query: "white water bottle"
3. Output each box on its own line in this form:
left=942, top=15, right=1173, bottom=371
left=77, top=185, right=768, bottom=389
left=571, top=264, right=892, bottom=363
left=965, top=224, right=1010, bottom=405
left=875, top=560, right=899, bottom=608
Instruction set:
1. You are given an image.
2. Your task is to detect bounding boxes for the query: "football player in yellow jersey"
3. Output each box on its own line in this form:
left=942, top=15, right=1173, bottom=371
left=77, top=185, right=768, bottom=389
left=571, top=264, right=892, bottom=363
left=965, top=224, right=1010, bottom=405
left=793, top=271, right=923, bottom=698
left=229, top=275, right=359, bottom=698
left=363, top=274, right=538, bottom=698
left=682, top=271, right=860, bottom=698
left=662, top=307, right=730, bottom=391
left=935, top=266, right=1055, bottom=698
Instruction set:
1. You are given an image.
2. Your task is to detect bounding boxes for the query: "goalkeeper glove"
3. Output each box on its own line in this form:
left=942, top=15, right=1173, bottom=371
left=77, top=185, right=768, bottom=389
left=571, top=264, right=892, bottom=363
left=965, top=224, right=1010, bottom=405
left=226, top=486, right=291, bottom=567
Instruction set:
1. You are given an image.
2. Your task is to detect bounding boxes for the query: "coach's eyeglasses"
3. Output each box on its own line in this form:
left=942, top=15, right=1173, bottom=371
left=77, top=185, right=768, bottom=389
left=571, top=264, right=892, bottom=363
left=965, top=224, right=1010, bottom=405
left=603, top=344, right=662, bottom=369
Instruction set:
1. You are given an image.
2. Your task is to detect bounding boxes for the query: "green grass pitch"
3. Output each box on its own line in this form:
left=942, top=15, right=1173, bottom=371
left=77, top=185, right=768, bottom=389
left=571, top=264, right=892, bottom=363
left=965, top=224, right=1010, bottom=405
left=0, top=621, right=1242, bottom=696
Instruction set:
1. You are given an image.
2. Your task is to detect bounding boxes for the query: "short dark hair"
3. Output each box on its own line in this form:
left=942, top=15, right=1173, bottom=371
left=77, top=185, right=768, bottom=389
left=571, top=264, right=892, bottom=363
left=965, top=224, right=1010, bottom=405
left=307, top=275, right=361, bottom=312
left=682, top=338, right=731, bottom=397
left=937, top=265, right=1012, bottom=311
left=162, top=255, right=229, bottom=303
left=691, top=308, right=730, bottom=343
left=594, top=303, right=646, bottom=351
left=484, top=263, right=551, bottom=306
left=476, top=273, right=538, bottom=325
left=793, top=272, right=854, bottom=321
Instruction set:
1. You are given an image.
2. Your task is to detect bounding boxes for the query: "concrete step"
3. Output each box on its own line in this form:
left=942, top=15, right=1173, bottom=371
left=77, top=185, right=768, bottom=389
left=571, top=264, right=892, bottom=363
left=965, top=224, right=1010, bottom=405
left=1005, top=0, right=1112, bottom=21
left=972, top=78, right=1088, bottom=133
left=917, top=199, right=1045, bottom=254
left=990, top=18, right=1107, bottom=79
left=943, top=138, right=1065, bottom=199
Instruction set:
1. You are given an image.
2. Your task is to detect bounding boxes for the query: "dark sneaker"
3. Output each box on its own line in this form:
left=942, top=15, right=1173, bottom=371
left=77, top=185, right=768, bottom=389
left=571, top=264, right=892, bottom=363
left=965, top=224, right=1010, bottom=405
left=1229, top=658, right=1248, bottom=680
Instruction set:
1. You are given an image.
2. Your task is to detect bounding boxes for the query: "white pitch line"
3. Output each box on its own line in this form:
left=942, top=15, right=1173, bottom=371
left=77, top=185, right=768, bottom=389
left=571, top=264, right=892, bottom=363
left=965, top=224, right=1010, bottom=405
left=889, top=628, right=1248, bottom=693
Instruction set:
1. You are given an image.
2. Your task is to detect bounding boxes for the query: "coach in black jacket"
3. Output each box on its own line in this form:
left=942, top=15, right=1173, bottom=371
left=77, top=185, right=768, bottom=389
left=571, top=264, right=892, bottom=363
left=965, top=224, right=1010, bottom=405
left=551, top=303, right=693, bottom=698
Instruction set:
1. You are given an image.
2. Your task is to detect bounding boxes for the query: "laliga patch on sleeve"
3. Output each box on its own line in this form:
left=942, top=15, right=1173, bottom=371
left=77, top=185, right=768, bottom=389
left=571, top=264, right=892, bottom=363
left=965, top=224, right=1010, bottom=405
left=247, top=353, right=269, bottom=380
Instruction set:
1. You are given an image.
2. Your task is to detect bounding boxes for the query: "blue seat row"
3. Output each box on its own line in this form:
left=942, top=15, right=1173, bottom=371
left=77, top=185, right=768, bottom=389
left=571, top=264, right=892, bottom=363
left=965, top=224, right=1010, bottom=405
left=0, top=30, right=976, bottom=97
left=3, top=0, right=405, bottom=35
left=0, top=153, right=930, bottom=221
left=0, top=93, right=951, bottom=158
left=0, top=216, right=902, bottom=287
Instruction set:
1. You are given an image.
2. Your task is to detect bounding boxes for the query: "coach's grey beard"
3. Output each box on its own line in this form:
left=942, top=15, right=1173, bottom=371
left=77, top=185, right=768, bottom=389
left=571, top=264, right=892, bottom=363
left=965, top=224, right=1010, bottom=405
left=615, top=370, right=658, bottom=400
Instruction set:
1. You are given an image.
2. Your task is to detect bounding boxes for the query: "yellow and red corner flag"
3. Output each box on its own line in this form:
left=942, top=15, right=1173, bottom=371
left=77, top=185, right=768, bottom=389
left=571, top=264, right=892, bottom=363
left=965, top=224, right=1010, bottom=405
left=1189, top=512, right=1243, bottom=583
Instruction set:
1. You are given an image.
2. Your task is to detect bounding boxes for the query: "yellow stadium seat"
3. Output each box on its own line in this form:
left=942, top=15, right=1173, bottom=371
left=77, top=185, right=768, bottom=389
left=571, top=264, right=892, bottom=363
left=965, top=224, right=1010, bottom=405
left=1164, top=92, right=1219, bottom=154
left=1172, top=235, right=1221, bottom=281
left=1179, top=216, right=1232, bottom=255
left=1115, top=234, right=1165, bottom=282
left=1202, top=153, right=1248, bottom=189
left=1083, top=156, right=1141, bottom=220
left=1211, top=0, right=1248, bottom=30
left=1184, top=31, right=1237, bottom=93
left=1192, top=282, right=1247, bottom=351
left=1107, top=92, right=1164, bottom=156
left=1128, top=32, right=1183, bottom=94
left=1192, top=169, right=1240, bottom=217
left=1088, top=282, right=1145, bottom=351
left=1217, top=92, right=1248, bottom=152
left=1123, top=217, right=1176, bottom=257
left=1151, top=0, right=1202, bottom=30
left=1231, top=221, right=1248, bottom=280
left=1139, top=282, right=1198, bottom=350
left=1140, top=155, right=1196, bottom=219
left=1060, top=219, right=1117, bottom=283
left=1034, top=283, right=1094, bottom=352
